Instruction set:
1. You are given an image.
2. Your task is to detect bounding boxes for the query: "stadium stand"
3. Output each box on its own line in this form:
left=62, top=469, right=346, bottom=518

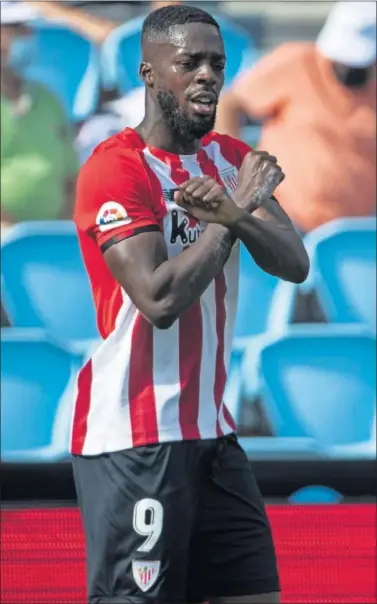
left=1, top=2, right=375, bottom=467
left=1, top=5, right=376, bottom=603
left=252, top=325, right=376, bottom=457
left=1, top=329, right=80, bottom=462
left=1, top=222, right=99, bottom=344
left=23, top=22, right=100, bottom=122
left=1, top=220, right=376, bottom=462
left=234, top=243, right=279, bottom=338
left=267, top=217, right=377, bottom=333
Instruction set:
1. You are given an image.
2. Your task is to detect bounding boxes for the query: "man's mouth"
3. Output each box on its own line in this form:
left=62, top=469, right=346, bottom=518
left=189, top=93, right=217, bottom=116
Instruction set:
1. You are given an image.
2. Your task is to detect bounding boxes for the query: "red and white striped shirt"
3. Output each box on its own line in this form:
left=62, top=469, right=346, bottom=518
left=71, top=128, right=251, bottom=455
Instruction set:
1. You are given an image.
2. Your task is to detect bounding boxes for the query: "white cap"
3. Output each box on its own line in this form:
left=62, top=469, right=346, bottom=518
left=1, top=1, right=41, bottom=25
left=317, top=1, right=376, bottom=68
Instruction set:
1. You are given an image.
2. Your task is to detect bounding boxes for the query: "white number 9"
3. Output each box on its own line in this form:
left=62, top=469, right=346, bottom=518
left=133, top=498, right=164, bottom=553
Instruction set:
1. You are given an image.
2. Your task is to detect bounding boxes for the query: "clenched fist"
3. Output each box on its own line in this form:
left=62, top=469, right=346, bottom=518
left=174, top=176, right=241, bottom=226
left=173, top=150, right=285, bottom=227
left=235, top=151, right=285, bottom=211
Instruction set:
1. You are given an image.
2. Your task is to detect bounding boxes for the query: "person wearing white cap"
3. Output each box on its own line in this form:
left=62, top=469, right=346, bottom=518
left=317, top=0, right=376, bottom=87
left=1, top=1, right=78, bottom=230
left=216, top=1, right=376, bottom=233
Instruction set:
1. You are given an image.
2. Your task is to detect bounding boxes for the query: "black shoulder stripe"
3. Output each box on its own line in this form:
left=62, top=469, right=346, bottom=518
left=100, top=224, right=160, bottom=253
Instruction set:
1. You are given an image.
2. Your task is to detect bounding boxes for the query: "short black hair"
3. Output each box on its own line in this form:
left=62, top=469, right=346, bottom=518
left=142, top=4, right=220, bottom=43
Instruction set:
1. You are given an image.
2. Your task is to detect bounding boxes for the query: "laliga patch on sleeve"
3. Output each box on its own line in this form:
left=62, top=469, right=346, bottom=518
left=96, top=201, right=132, bottom=232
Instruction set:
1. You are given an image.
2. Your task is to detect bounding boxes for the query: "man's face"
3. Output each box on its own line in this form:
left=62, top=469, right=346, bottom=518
left=147, top=22, right=225, bottom=140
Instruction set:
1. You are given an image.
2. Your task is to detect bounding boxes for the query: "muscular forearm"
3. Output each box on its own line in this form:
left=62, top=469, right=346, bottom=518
left=231, top=210, right=309, bottom=283
left=151, top=225, right=234, bottom=328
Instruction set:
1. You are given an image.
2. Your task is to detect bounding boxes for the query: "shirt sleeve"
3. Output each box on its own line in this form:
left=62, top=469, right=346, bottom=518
left=232, top=43, right=299, bottom=119
left=74, top=147, right=161, bottom=251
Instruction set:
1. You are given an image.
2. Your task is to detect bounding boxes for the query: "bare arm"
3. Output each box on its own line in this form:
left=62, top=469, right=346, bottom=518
left=229, top=151, right=309, bottom=282
left=104, top=225, right=234, bottom=330
left=174, top=152, right=309, bottom=285
left=231, top=197, right=309, bottom=283
left=31, top=1, right=117, bottom=44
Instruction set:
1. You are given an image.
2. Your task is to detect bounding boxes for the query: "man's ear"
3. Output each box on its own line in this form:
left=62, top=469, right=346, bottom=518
left=140, top=62, right=154, bottom=88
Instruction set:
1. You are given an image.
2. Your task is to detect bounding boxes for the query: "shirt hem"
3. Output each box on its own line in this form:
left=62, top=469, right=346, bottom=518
left=71, top=425, right=235, bottom=457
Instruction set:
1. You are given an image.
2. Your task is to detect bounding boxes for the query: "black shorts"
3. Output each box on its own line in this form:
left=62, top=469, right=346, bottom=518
left=72, top=434, right=280, bottom=603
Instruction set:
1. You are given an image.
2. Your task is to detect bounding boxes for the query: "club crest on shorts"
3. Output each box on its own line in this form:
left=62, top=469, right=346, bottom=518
left=220, top=167, right=238, bottom=196
left=132, top=560, right=160, bottom=592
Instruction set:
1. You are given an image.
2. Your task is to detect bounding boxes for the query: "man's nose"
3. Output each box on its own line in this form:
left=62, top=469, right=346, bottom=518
left=195, top=63, right=216, bottom=85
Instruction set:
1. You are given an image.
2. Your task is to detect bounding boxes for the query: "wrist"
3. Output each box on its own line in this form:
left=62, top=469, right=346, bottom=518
left=224, top=206, right=248, bottom=231
left=206, top=223, right=237, bottom=250
left=221, top=204, right=245, bottom=229
left=234, top=188, right=265, bottom=214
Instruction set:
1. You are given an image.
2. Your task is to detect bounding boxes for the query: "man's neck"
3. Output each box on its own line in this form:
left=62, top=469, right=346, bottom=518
left=136, top=114, right=202, bottom=156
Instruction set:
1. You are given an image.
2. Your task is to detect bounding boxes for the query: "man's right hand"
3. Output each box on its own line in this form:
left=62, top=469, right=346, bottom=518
left=235, top=151, right=285, bottom=212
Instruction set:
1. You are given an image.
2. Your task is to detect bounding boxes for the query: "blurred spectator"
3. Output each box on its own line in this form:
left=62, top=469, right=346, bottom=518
left=216, top=1, right=376, bottom=233
left=30, top=0, right=117, bottom=45
left=31, top=1, right=182, bottom=164
left=75, top=87, right=145, bottom=165
left=1, top=2, right=78, bottom=228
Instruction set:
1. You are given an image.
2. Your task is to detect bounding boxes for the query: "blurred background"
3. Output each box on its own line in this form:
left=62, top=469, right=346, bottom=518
left=1, top=1, right=376, bottom=602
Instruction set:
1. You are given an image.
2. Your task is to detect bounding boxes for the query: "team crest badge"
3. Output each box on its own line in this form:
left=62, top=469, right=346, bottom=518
left=220, top=167, right=238, bottom=196
left=96, top=201, right=132, bottom=232
left=132, top=560, right=160, bottom=592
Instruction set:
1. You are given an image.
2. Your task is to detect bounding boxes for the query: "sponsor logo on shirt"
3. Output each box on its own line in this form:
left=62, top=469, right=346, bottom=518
left=170, top=209, right=203, bottom=246
left=162, top=188, right=204, bottom=247
left=132, top=560, right=160, bottom=592
left=96, top=201, right=132, bottom=232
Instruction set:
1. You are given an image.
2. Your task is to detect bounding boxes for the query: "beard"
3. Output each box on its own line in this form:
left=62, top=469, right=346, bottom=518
left=157, top=89, right=216, bottom=142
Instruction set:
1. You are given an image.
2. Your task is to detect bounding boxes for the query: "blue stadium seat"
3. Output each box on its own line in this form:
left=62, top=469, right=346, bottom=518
left=256, top=325, right=376, bottom=457
left=234, top=244, right=279, bottom=338
left=267, top=217, right=377, bottom=333
left=1, top=222, right=99, bottom=343
left=1, top=329, right=79, bottom=462
left=226, top=336, right=321, bottom=460
left=307, top=217, right=376, bottom=329
left=223, top=337, right=249, bottom=420
left=100, top=14, right=256, bottom=94
left=239, top=436, right=320, bottom=460
left=288, top=486, right=343, bottom=504
left=23, top=23, right=100, bottom=122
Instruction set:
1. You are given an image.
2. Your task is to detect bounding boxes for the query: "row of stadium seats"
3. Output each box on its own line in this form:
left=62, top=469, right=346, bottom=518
left=235, top=216, right=376, bottom=337
left=226, top=325, right=376, bottom=460
left=23, top=16, right=256, bottom=122
left=2, top=325, right=375, bottom=462
left=2, top=217, right=375, bottom=343
left=1, top=217, right=375, bottom=462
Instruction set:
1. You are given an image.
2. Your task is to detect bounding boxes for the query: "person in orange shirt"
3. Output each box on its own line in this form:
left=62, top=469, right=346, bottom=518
left=216, top=1, right=376, bottom=232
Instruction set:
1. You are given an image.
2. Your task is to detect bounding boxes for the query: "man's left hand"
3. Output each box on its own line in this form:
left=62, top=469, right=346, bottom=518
left=174, top=176, right=242, bottom=227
